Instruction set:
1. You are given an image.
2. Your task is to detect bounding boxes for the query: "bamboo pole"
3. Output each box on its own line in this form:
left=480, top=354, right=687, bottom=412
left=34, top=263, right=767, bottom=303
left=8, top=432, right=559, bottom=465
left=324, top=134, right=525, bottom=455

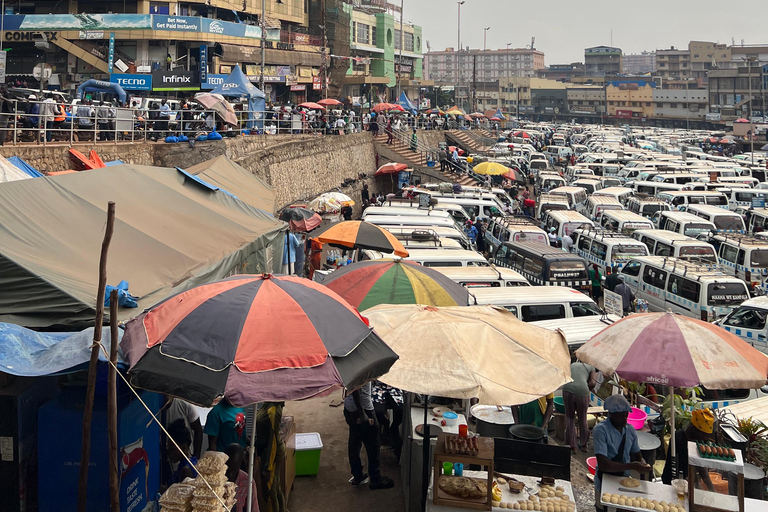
left=108, top=289, right=119, bottom=512
left=78, top=201, right=116, bottom=512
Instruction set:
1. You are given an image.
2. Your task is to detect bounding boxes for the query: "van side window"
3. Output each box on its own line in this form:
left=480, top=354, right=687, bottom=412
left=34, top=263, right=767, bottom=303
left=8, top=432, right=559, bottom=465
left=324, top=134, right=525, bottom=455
left=737, top=250, right=746, bottom=266
left=640, top=236, right=655, bottom=252
left=667, top=220, right=680, bottom=233
left=655, top=242, right=674, bottom=257
left=667, top=275, right=701, bottom=302
left=524, top=257, right=544, bottom=276
left=590, top=241, right=607, bottom=261
left=720, top=244, right=738, bottom=264
left=622, top=260, right=642, bottom=277
left=514, top=252, right=526, bottom=269
left=495, top=244, right=509, bottom=263
left=578, top=236, right=591, bottom=252
left=735, top=192, right=753, bottom=203
left=521, top=304, right=564, bottom=322
left=642, top=266, right=668, bottom=289
left=672, top=197, right=685, bottom=206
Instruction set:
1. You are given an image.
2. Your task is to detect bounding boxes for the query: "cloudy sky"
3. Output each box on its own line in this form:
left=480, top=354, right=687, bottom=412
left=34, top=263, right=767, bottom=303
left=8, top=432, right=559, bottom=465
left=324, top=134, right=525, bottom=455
left=405, top=0, right=763, bottom=64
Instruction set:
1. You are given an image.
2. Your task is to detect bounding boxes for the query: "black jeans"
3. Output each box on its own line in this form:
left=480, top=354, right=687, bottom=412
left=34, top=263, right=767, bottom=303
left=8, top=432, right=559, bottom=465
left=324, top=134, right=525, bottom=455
left=344, top=408, right=381, bottom=481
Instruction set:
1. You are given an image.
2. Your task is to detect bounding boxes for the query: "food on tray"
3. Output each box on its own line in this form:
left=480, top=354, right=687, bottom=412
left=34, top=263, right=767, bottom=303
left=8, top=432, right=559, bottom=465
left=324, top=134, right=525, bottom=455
left=438, top=475, right=488, bottom=499
left=444, top=434, right=480, bottom=455
left=620, top=477, right=640, bottom=488
left=601, top=493, right=686, bottom=512
left=696, top=441, right=736, bottom=461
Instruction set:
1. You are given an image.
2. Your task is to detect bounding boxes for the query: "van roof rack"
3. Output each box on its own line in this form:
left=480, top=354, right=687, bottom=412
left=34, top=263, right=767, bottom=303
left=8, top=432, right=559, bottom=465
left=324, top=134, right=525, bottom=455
left=707, top=232, right=768, bottom=247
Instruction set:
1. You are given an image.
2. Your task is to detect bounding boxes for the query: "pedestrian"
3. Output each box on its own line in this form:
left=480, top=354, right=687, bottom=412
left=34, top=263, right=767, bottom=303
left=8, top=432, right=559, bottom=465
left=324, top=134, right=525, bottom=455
left=512, top=393, right=554, bottom=429
left=593, top=395, right=651, bottom=512
left=466, top=218, right=479, bottom=246
left=165, top=419, right=198, bottom=486
left=589, top=263, right=603, bottom=302
left=562, top=232, right=574, bottom=253
left=614, top=274, right=635, bottom=316
left=96, top=101, right=112, bottom=141
left=344, top=382, right=395, bottom=489
left=361, top=183, right=370, bottom=204
left=661, top=409, right=716, bottom=491
left=474, top=217, right=486, bottom=253
left=438, top=146, right=447, bottom=171
left=204, top=399, right=247, bottom=452
left=342, top=204, right=353, bottom=221
left=283, top=232, right=301, bottom=275
left=409, top=128, right=417, bottom=151
left=522, top=187, right=530, bottom=200
left=42, top=96, right=56, bottom=142
left=225, top=444, right=260, bottom=512
left=547, top=227, right=558, bottom=247
left=163, top=397, right=203, bottom=458
left=386, top=117, right=393, bottom=144
left=166, top=53, right=173, bottom=70
left=561, top=361, right=597, bottom=453
left=604, top=266, right=620, bottom=292
left=158, top=98, right=171, bottom=137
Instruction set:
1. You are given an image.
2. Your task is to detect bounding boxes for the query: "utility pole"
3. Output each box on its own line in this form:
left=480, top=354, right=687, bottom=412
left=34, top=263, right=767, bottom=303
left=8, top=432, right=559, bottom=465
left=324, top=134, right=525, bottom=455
left=396, top=0, right=403, bottom=101
left=482, top=26, right=490, bottom=112
left=260, top=0, right=265, bottom=92
left=456, top=1, right=464, bottom=110
left=746, top=56, right=755, bottom=165
left=472, top=54, right=477, bottom=112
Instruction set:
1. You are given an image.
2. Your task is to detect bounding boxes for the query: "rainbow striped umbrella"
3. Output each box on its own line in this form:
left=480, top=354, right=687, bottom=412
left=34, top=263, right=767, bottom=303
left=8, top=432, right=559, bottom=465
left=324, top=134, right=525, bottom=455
left=318, top=260, right=469, bottom=311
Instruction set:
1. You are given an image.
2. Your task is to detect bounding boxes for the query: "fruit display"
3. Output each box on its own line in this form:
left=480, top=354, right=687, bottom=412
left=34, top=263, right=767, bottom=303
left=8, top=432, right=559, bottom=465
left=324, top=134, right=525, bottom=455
left=601, top=493, right=684, bottom=512
left=695, top=441, right=736, bottom=461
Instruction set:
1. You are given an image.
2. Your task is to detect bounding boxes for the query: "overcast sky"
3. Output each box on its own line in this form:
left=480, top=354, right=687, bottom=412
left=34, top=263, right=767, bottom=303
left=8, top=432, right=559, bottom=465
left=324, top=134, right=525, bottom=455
left=405, top=0, right=764, bottom=64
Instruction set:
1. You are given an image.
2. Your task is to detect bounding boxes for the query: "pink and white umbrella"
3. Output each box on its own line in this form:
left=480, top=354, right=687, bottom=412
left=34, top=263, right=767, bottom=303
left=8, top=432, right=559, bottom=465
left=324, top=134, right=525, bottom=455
left=576, top=312, right=768, bottom=456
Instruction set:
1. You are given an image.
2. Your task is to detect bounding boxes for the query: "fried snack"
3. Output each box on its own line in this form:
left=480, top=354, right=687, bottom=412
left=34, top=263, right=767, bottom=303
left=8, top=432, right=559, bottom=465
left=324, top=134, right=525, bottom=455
left=438, top=476, right=488, bottom=499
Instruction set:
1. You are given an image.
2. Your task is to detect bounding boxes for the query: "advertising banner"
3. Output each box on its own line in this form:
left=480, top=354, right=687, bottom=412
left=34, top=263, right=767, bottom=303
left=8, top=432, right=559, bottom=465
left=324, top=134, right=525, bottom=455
left=0, top=13, right=151, bottom=31
left=152, top=15, right=201, bottom=32
left=111, top=73, right=152, bottom=91
left=199, top=44, right=208, bottom=83
left=603, top=289, right=623, bottom=317
left=0, top=51, right=6, bottom=84
left=152, top=70, right=199, bottom=91
left=107, top=32, right=115, bottom=73
left=201, top=74, right=228, bottom=90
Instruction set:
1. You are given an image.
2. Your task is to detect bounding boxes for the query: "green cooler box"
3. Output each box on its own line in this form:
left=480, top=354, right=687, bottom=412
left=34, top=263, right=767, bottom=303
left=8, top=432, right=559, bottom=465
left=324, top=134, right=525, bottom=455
left=295, top=432, right=323, bottom=476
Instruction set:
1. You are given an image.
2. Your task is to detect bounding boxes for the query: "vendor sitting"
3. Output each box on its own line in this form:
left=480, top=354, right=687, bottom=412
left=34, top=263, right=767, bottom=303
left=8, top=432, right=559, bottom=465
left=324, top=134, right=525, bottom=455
left=661, top=408, right=716, bottom=491
left=511, top=393, right=554, bottom=429
left=594, top=395, right=651, bottom=511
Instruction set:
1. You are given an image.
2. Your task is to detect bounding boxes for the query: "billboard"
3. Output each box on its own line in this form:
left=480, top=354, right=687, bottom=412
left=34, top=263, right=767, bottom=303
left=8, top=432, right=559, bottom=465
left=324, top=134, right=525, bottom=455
left=0, top=13, right=151, bottom=31
left=111, top=73, right=152, bottom=91
left=152, top=70, right=199, bottom=91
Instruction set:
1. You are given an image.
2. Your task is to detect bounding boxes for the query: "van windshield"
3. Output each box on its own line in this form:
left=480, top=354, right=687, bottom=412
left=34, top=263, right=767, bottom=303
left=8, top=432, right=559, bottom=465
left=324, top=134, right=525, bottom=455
left=549, top=261, right=588, bottom=279
left=683, top=224, right=714, bottom=237
left=712, top=217, right=745, bottom=231
left=707, top=283, right=749, bottom=306
left=611, top=245, right=648, bottom=260
left=679, top=246, right=717, bottom=262
left=564, top=221, right=590, bottom=236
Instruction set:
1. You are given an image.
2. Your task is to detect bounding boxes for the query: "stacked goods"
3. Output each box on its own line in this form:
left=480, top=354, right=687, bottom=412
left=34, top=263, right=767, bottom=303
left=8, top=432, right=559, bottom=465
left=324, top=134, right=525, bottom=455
left=444, top=434, right=479, bottom=455
left=192, top=452, right=230, bottom=512
left=494, top=490, right=575, bottom=511
left=696, top=442, right=736, bottom=461
left=601, top=493, right=684, bottom=512
left=159, top=483, right=194, bottom=512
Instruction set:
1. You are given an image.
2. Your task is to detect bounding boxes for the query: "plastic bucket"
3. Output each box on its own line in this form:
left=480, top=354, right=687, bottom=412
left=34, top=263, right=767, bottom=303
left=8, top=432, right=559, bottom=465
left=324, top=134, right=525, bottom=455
left=627, top=408, right=648, bottom=430
left=587, top=456, right=597, bottom=475
left=553, top=396, right=565, bottom=414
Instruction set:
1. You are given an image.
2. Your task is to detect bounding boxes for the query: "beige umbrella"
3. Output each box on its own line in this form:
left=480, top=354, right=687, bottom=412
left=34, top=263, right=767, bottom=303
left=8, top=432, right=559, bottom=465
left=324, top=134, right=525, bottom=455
left=366, top=304, right=572, bottom=404
left=366, top=304, right=572, bottom=512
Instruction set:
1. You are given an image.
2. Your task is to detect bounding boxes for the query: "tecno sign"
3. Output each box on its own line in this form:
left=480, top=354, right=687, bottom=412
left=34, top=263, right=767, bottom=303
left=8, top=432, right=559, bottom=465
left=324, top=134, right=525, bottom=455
left=110, top=74, right=152, bottom=91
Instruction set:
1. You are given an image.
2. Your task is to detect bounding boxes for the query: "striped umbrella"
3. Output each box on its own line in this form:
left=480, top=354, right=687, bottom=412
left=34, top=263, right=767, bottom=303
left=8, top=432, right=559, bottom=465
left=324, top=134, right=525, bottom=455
left=375, top=162, right=409, bottom=176
left=120, top=274, right=399, bottom=407
left=312, top=221, right=409, bottom=257
left=318, top=259, right=470, bottom=311
left=576, top=312, right=768, bottom=457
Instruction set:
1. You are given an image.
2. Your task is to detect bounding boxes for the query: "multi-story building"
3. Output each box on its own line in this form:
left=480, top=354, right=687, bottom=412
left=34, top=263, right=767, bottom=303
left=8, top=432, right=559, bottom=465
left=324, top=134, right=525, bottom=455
left=605, top=80, right=656, bottom=119
left=423, top=47, right=544, bottom=84
left=584, top=46, right=622, bottom=77
left=566, top=85, right=606, bottom=118
left=536, top=63, right=585, bottom=82
left=2, top=0, right=328, bottom=103
left=497, top=76, right=565, bottom=117
left=689, top=41, right=731, bottom=80
left=652, top=87, right=708, bottom=121
left=708, top=66, right=765, bottom=121
left=729, top=45, right=768, bottom=68
left=622, top=52, right=656, bottom=75
left=655, top=47, right=691, bottom=80
left=342, top=1, right=424, bottom=106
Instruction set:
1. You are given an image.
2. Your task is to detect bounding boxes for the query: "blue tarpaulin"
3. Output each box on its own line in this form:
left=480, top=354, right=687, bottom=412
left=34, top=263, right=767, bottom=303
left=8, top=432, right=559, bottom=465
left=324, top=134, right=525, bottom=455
left=210, top=65, right=266, bottom=130
left=494, top=109, right=506, bottom=120
left=398, top=91, right=417, bottom=113
left=104, top=160, right=125, bottom=167
left=8, top=156, right=43, bottom=177
left=0, top=323, right=124, bottom=377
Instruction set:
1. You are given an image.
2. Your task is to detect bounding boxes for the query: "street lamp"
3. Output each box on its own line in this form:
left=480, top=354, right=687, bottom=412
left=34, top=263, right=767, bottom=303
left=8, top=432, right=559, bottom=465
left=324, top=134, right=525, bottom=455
left=744, top=56, right=757, bottom=165
left=482, top=26, right=490, bottom=112
left=456, top=1, right=465, bottom=111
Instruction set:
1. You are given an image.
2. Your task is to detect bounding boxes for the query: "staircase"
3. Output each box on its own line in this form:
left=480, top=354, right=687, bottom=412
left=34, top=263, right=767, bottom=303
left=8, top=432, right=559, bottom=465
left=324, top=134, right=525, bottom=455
left=372, top=131, right=476, bottom=186
left=445, top=129, right=494, bottom=154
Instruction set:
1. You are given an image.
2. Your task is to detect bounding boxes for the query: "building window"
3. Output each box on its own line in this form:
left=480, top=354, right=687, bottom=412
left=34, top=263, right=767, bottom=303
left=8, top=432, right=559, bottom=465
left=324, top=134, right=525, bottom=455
left=352, top=21, right=356, bottom=43
left=646, top=102, right=651, bottom=107
left=404, top=32, right=414, bottom=52
left=356, top=23, right=369, bottom=44
left=371, top=26, right=376, bottom=46
left=670, top=103, right=677, bottom=108
left=394, top=29, right=401, bottom=50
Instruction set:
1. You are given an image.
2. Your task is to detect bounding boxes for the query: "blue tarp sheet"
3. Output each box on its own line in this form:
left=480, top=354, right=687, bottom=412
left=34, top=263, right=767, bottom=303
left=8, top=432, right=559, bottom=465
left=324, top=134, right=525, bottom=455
left=494, top=109, right=506, bottom=120
left=105, top=160, right=125, bottom=167
left=8, top=156, right=43, bottom=177
left=398, top=91, right=417, bottom=112
left=0, top=323, right=124, bottom=377
left=210, top=65, right=266, bottom=130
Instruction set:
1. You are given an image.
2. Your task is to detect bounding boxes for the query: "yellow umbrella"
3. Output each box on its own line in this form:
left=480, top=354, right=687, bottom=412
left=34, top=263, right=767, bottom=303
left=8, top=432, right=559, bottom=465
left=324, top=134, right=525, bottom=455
left=445, top=109, right=463, bottom=115
left=472, top=161, right=512, bottom=175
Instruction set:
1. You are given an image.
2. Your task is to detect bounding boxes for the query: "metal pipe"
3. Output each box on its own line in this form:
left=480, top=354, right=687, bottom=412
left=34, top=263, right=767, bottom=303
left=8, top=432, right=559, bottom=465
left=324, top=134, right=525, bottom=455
left=456, top=1, right=464, bottom=111
left=482, top=27, right=489, bottom=112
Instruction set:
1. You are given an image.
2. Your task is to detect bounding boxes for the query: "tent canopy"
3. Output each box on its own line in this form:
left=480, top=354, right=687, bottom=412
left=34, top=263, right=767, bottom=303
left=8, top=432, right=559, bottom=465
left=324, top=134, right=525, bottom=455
left=0, top=164, right=286, bottom=329
left=76, top=79, right=127, bottom=104
left=7, top=156, right=43, bottom=178
left=398, top=91, right=417, bottom=112
left=0, top=154, right=36, bottom=182
left=187, top=156, right=277, bottom=214
left=210, top=66, right=266, bottom=130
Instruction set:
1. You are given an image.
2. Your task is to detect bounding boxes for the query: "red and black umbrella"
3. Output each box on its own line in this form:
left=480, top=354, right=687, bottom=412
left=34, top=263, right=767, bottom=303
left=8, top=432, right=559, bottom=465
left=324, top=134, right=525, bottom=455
left=120, top=274, right=399, bottom=406
left=312, top=221, right=409, bottom=257
left=279, top=206, right=322, bottom=232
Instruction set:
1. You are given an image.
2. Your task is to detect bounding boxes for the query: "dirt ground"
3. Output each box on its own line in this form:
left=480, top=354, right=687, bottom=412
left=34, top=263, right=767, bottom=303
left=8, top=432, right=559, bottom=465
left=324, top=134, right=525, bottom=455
left=285, top=393, right=596, bottom=512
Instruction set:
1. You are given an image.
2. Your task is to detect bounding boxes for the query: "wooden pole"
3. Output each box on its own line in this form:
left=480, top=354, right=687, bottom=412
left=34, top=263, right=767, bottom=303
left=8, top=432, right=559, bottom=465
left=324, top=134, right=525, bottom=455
left=78, top=201, right=116, bottom=512
left=108, top=289, right=120, bottom=512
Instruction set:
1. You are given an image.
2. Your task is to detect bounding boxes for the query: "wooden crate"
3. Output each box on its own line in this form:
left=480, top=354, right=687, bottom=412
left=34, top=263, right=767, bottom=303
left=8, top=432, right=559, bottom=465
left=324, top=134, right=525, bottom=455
left=432, top=433, right=495, bottom=511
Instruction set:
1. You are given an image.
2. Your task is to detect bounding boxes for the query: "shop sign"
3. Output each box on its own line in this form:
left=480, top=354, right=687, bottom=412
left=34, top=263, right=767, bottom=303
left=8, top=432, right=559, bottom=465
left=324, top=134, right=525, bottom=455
left=79, top=30, right=103, bottom=39
left=313, top=83, right=321, bottom=90
left=5, top=31, right=58, bottom=42
left=615, top=110, right=633, bottom=119
left=111, top=73, right=152, bottom=91
left=570, top=106, right=595, bottom=114
left=151, top=70, right=199, bottom=91
left=0, top=14, right=151, bottom=31
left=293, top=33, right=310, bottom=44
left=298, top=66, right=313, bottom=78
left=199, top=44, right=208, bottom=83
left=290, top=84, right=305, bottom=91
left=263, top=40, right=295, bottom=51
left=153, top=15, right=201, bottom=32
left=201, top=74, right=228, bottom=90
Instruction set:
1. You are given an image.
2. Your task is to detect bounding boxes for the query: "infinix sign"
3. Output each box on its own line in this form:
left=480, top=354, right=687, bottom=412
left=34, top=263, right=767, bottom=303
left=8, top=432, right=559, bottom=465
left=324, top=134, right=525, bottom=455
left=151, top=70, right=199, bottom=91
left=110, top=74, right=152, bottom=91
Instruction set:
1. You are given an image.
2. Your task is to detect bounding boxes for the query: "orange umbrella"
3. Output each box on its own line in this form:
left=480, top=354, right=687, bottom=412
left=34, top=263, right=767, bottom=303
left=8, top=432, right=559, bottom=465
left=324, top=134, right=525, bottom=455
left=311, top=221, right=409, bottom=257
left=375, top=162, right=408, bottom=175
left=299, top=102, right=326, bottom=110
left=318, top=98, right=343, bottom=106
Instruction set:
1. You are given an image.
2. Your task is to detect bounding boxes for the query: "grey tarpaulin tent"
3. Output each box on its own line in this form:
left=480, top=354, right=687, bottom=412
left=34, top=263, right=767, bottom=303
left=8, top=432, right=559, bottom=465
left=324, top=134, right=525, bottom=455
left=0, top=164, right=286, bottom=328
